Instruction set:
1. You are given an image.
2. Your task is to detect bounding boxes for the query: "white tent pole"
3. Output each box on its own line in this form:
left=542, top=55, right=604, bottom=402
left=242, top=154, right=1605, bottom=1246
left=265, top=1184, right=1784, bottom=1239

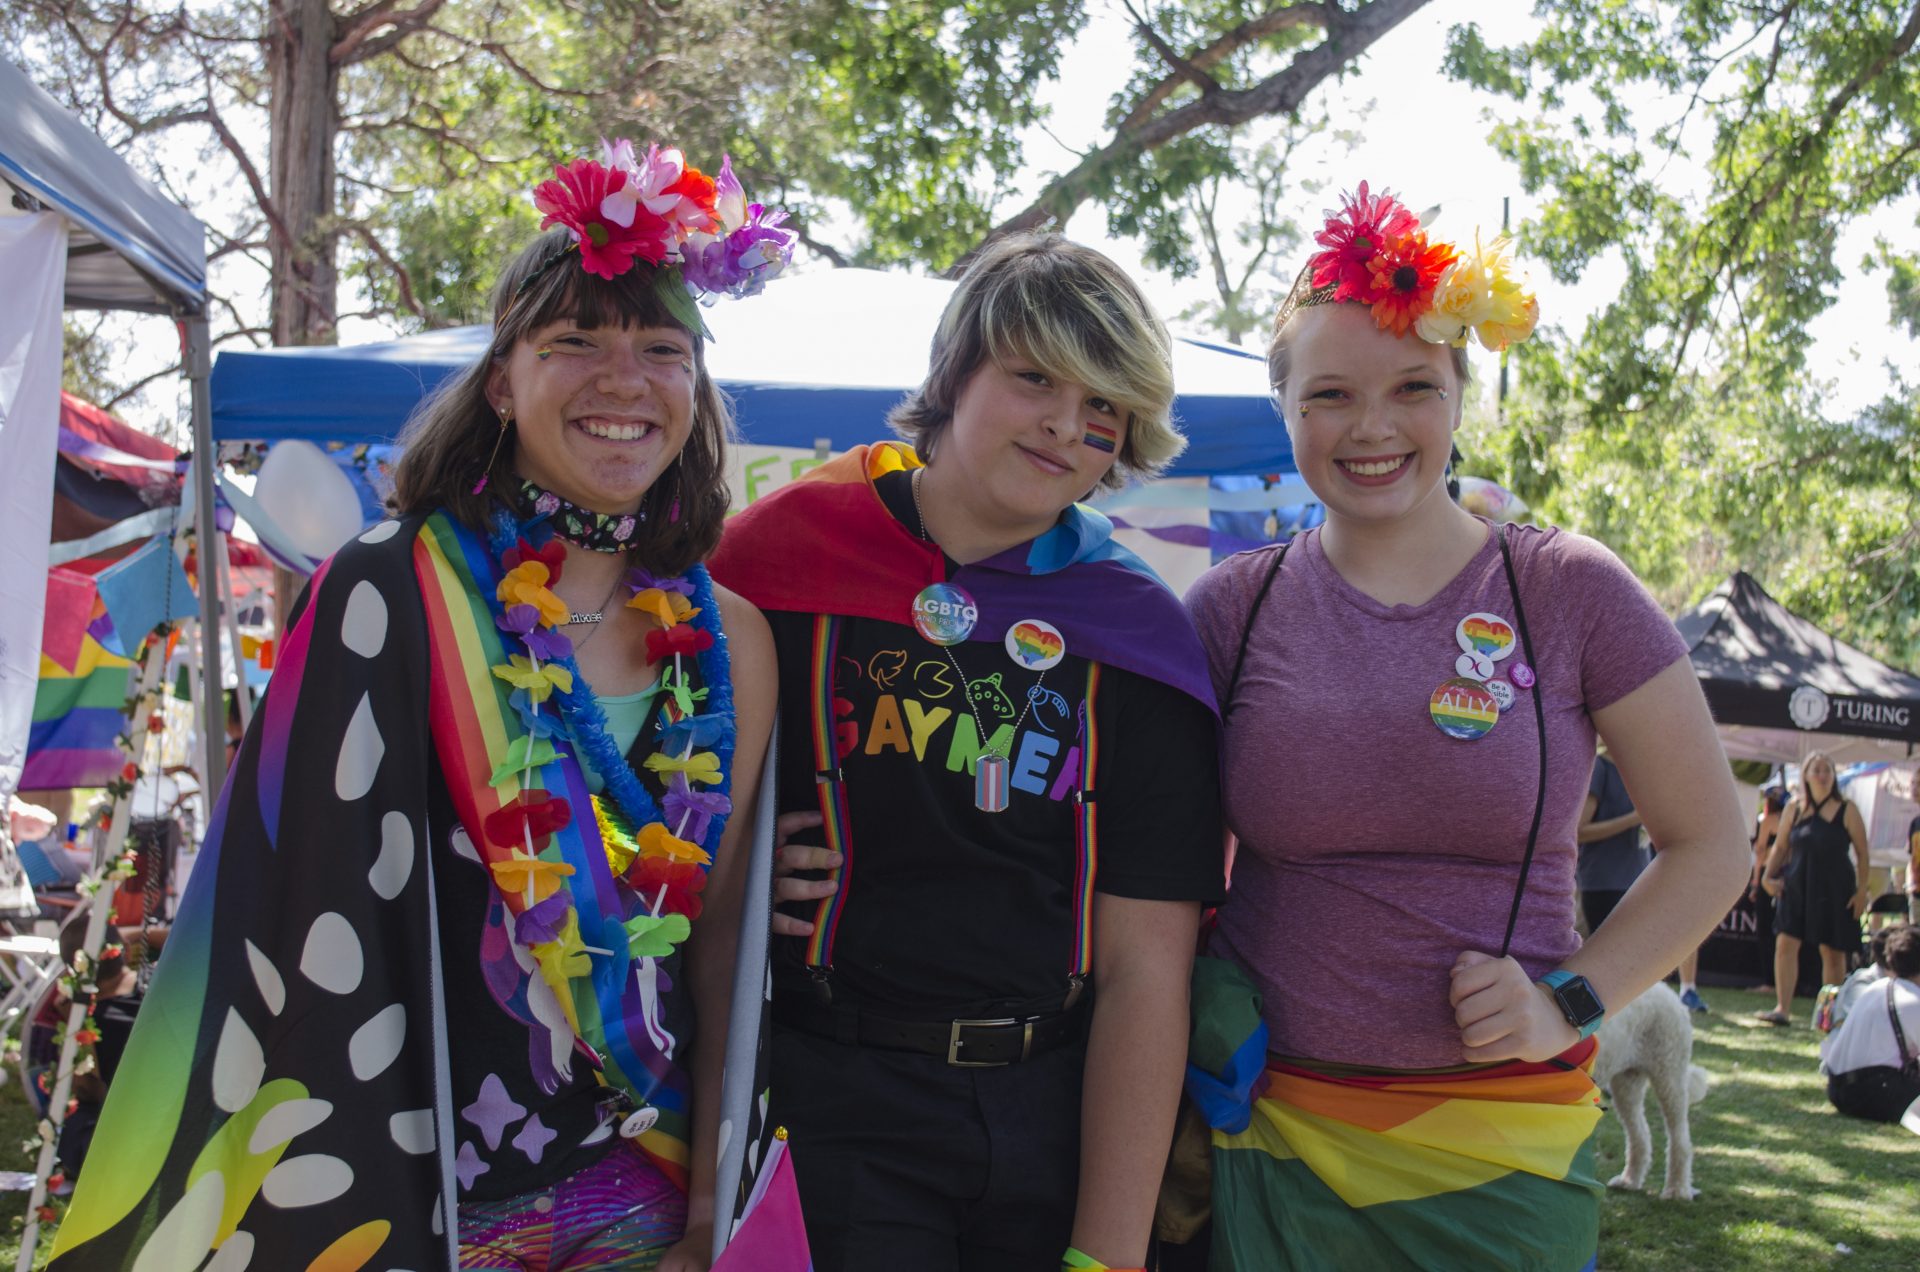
left=215, top=529, right=252, bottom=730
left=183, top=316, right=226, bottom=800
left=15, top=645, right=167, bottom=1272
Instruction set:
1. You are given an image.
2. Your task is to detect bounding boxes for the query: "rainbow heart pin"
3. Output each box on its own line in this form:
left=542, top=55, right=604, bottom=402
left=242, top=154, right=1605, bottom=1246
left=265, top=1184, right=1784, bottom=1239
left=1005, top=618, right=1066, bottom=671
left=1455, top=612, right=1517, bottom=661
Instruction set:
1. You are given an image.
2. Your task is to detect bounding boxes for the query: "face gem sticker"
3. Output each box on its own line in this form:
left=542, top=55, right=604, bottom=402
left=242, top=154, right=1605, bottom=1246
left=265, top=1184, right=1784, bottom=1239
left=911, top=582, right=978, bottom=646
left=1456, top=612, right=1517, bottom=662
left=1005, top=618, right=1067, bottom=670
left=1487, top=679, right=1517, bottom=711
left=1430, top=676, right=1500, bottom=741
left=1455, top=651, right=1497, bottom=682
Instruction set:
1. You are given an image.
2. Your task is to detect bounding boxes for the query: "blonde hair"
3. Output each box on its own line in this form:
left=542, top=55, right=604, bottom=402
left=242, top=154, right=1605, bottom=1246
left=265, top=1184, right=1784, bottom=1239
left=1794, top=750, right=1843, bottom=819
left=888, top=233, right=1183, bottom=490
left=1265, top=294, right=1473, bottom=411
left=389, top=227, right=736, bottom=575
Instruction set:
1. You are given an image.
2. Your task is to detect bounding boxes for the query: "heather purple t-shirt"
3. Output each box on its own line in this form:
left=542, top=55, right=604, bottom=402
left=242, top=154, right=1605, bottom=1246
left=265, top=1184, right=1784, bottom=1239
left=1186, top=521, right=1688, bottom=1069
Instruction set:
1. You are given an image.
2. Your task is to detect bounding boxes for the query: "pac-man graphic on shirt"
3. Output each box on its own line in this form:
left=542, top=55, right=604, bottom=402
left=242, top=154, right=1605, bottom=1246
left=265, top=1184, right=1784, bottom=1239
left=1005, top=618, right=1066, bottom=671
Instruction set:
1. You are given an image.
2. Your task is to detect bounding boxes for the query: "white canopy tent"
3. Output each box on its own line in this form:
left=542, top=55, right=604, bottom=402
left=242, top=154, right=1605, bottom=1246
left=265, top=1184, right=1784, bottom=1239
left=0, top=55, right=220, bottom=796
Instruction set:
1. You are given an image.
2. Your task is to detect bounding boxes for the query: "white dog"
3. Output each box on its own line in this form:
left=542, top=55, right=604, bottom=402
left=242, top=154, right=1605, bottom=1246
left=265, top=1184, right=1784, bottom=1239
left=1590, top=983, right=1710, bottom=1200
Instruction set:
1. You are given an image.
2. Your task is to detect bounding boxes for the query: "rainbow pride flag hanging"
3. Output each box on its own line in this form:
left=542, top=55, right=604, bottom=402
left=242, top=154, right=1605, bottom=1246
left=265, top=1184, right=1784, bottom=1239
left=1210, top=1047, right=1603, bottom=1271
left=22, top=636, right=132, bottom=790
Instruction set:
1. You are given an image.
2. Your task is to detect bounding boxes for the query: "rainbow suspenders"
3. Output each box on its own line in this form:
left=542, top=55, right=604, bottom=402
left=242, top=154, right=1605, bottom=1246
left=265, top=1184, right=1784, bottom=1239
left=803, top=613, right=1102, bottom=1004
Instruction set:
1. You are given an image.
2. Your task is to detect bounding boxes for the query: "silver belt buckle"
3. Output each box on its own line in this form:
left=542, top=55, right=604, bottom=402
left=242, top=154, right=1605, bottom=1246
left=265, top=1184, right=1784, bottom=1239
left=947, top=1016, right=1021, bottom=1067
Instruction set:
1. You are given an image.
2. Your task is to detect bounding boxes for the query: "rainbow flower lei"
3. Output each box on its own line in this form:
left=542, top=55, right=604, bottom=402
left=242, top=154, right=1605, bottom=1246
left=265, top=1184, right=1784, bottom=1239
left=1290, top=181, right=1540, bottom=352
left=482, top=508, right=734, bottom=977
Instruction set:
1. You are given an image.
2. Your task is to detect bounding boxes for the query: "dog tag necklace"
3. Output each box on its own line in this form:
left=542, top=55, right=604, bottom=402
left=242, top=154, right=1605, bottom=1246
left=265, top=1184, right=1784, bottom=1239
left=913, top=470, right=1043, bottom=812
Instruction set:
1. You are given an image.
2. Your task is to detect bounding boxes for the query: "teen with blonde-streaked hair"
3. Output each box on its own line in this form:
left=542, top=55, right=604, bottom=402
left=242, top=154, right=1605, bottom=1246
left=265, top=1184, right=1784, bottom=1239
left=711, top=232, right=1225, bottom=1272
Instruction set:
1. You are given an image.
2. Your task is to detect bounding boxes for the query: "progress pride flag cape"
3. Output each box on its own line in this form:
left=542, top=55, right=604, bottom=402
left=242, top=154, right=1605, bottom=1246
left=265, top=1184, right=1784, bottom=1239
left=710, top=443, right=1217, bottom=714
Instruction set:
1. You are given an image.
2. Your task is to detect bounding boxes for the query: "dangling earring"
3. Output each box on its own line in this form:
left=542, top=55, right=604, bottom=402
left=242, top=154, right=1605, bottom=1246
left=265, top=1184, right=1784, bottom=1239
left=472, top=408, right=511, bottom=496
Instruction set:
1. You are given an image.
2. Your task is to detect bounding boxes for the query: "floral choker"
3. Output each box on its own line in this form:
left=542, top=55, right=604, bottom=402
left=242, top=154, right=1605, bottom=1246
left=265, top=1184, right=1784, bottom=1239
left=515, top=477, right=641, bottom=553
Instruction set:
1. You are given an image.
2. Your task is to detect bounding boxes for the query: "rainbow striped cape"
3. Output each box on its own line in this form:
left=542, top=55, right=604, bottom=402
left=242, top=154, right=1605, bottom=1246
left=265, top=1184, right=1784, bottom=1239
left=53, top=512, right=700, bottom=1271
left=1210, top=1047, right=1604, bottom=1271
left=709, top=442, right=1217, bottom=712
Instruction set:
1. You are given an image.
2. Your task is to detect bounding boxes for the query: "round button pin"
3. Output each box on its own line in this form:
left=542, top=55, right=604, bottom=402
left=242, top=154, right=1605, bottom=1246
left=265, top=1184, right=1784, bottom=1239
left=1005, top=618, right=1066, bottom=671
left=619, top=1107, right=660, bottom=1139
left=1487, top=679, right=1516, bottom=711
left=1430, top=677, right=1500, bottom=741
left=1455, top=651, right=1496, bottom=682
left=911, top=582, right=978, bottom=646
left=1456, top=612, right=1518, bottom=662
left=1510, top=662, right=1536, bottom=690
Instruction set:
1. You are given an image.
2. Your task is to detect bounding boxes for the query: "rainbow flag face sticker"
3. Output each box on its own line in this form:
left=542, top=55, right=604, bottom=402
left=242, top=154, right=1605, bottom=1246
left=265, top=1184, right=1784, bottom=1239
left=1430, top=676, right=1500, bottom=740
left=1084, top=420, right=1119, bottom=453
left=1455, top=612, right=1516, bottom=660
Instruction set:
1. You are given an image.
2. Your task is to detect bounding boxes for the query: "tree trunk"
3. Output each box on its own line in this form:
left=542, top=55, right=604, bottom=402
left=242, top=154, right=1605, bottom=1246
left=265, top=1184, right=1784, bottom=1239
left=268, top=0, right=341, bottom=346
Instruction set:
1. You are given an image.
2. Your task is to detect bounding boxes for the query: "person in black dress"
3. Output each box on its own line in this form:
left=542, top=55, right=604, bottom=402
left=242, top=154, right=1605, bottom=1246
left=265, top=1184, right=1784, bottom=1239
left=1759, top=751, right=1871, bottom=1023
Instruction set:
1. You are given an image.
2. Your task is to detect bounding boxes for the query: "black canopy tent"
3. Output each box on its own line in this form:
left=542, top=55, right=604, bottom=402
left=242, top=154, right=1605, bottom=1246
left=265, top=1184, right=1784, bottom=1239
left=1677, top=571, right=1920, bottom=766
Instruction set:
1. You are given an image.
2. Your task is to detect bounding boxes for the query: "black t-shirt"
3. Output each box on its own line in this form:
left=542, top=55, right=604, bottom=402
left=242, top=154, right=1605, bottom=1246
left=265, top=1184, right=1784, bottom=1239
left=768, top=470, right=1224, bottom=1017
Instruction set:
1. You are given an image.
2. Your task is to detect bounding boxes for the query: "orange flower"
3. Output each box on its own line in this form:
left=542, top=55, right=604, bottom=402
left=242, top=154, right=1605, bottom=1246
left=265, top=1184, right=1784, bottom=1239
left=628, top=588, right=700, bottom=628
left=1366, top=232, right=1456, bottom=337
left=497, top=562, right=569, bottom=628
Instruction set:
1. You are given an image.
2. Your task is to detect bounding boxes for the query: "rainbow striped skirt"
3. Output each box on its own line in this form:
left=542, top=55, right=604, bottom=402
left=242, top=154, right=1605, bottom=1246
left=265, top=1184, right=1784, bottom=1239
left=1209, top=1043, right=1604, bottom=1271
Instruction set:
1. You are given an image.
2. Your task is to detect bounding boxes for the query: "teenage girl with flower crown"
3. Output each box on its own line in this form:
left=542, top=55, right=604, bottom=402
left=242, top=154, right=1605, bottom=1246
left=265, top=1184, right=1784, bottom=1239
left=52, top=141, right=783, bottom=1272
left=1180, top=184, right=1750, bottom=1270
left=712, top=233, right=1225, bottom=1272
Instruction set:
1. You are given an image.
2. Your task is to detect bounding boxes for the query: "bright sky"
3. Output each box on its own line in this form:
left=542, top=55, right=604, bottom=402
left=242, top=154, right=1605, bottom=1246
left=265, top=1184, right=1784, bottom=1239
left=1024, top=0, right=1919, bottom=419
left=96, top=0, right=1918, bottom=434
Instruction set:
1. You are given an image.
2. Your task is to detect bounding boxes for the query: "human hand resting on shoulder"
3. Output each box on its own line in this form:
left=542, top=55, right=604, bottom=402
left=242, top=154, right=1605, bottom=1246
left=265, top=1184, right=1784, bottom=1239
left=770, top=810, right=837, bottom=937
left=1449, top=950, right=1578, bottom=1064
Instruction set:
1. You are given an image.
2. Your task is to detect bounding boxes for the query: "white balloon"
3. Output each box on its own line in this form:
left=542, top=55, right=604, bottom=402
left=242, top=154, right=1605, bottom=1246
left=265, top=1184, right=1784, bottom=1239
left=251, top=440, right=366, bottom=560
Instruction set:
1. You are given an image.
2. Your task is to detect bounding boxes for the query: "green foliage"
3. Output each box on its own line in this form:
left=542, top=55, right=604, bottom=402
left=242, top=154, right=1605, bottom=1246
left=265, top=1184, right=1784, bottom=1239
left=1449, top=1, right=1920, bottom=666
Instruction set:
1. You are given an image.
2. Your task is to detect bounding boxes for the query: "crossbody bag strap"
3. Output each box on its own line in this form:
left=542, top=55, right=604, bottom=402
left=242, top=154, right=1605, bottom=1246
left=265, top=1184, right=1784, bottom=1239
left=1497, top=522, right=1551, bottom=960
left=1224, top=543, right=1289, bottom=719
left=1887, top=979, right=1917, bottom=1070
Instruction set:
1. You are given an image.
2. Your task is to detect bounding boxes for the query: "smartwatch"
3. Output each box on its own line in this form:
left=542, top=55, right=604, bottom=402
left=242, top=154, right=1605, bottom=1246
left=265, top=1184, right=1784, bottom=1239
left=1539, top=970, right=1606, bottom=1040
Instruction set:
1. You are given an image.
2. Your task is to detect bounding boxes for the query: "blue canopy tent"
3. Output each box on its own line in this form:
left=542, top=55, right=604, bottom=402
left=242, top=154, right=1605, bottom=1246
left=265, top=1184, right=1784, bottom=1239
left=210, top=268, right=1296, bottom=478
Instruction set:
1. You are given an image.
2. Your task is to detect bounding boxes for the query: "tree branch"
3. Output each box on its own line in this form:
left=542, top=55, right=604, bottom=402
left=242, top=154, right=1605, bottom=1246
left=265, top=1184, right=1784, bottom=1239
left=345, top=223, right=427, bottom=320
left=971, top=0, right=1431, bottom=259
left=331, top=0, right=447, bottom=65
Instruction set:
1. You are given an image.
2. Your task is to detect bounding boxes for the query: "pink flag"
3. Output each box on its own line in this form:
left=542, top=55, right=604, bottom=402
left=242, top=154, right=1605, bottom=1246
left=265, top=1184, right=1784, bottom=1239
left=39, top=568, right=95, bottom=673
left=712, top=1136, right=812, bottom=1272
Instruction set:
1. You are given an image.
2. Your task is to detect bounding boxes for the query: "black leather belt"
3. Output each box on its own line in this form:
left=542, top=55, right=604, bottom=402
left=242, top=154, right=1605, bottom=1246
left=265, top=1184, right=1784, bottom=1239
left=774, top=994, right=1085, bottom=1067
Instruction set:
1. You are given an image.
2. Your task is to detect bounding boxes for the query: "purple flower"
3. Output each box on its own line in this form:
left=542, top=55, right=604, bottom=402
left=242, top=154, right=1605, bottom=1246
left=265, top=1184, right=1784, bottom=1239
left=658, top=712, right=732, bottom=753
left=663, top=773, right=731, bottom=845
left=497, top=603, right=574, bottom=661
left=627, top=566, right=694, bottom=597
left=515, top=892, right=571, bottom=945
left=679, top=207, right=795, bottom=299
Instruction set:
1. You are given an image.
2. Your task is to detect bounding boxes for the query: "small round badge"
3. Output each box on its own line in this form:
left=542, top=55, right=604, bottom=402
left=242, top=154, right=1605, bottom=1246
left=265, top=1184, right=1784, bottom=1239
left=1486, top=679, right=1516, bottom=711
left=911, top=582, right=978, bottom=646
left=619, top=1107, right=660, bottom=1139
left=1005, top=618, right=1066, bottom=671
left=1430, top=677, right=1500, bottom=740
left=1455, top=651, right=1496, bottom=682
left=1510, top=662, right=1536, bottom=690
left=1456, top=612, right=1518, bottom=663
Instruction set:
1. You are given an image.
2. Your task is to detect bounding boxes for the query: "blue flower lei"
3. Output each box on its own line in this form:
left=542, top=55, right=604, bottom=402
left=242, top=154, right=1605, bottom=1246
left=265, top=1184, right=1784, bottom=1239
left=485, top=508, right=735, bottom=857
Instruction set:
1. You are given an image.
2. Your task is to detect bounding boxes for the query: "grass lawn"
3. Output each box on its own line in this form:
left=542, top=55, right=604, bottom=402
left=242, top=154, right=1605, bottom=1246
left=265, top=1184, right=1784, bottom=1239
left=1592, top=984, right=1918, bottom=1271
left=0, top=984, right=1910, bottom=1270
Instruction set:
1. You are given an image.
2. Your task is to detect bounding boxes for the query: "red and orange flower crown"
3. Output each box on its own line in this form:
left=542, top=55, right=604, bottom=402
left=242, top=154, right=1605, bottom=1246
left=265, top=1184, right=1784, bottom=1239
left=1274, top=181, right=1540, bottom=352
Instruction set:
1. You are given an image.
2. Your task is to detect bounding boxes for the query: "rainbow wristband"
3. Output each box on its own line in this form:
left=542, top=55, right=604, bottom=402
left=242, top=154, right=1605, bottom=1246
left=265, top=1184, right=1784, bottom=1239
left=1062, top=1248, right=1146, bottom=1272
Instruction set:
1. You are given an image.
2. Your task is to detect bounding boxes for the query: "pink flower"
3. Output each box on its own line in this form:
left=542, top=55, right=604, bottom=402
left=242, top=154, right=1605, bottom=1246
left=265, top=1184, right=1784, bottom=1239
left=533, top=159, right=670, bottom=279
left=1308, top=181, right=1420, bottom=303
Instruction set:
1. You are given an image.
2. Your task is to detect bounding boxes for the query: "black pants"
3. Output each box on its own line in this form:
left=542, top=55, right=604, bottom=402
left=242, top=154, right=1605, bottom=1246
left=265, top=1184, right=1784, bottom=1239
left=771, top=1023, right=1083, bottom=1272
left=1828, top=1066, right=1920, bottom=1123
